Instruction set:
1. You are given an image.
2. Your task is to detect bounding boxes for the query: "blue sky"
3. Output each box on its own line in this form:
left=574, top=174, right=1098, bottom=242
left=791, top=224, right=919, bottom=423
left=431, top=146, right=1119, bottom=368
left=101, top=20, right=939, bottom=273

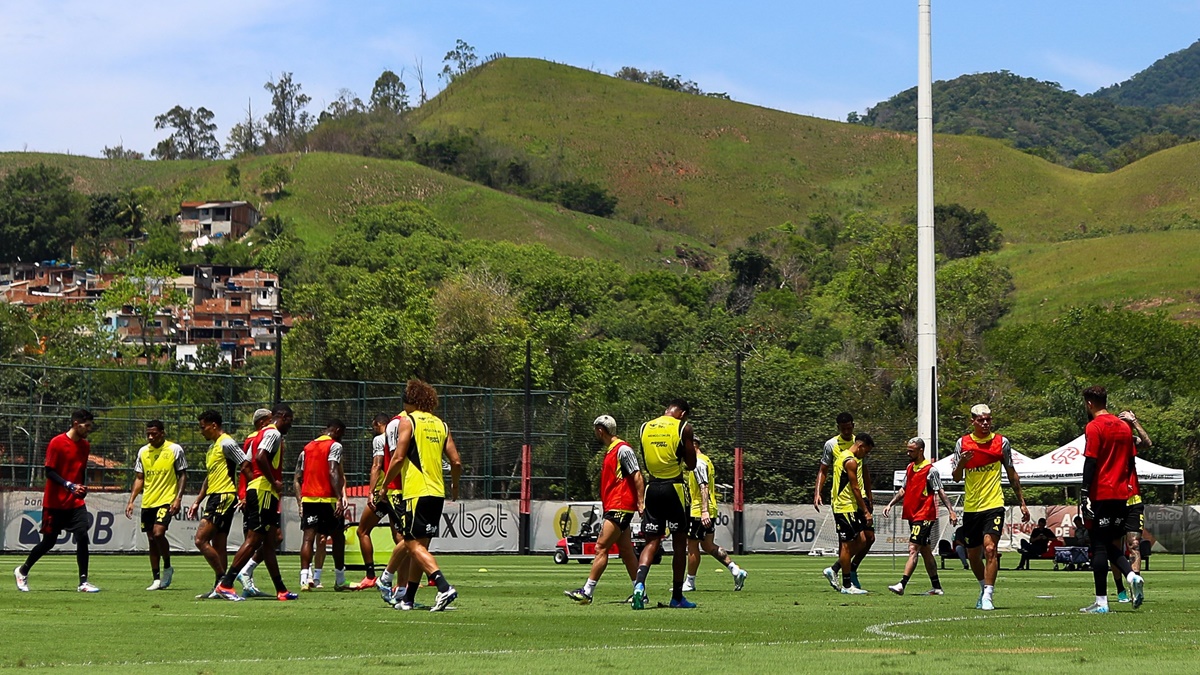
left=1, top=0, right=1198, bottom=156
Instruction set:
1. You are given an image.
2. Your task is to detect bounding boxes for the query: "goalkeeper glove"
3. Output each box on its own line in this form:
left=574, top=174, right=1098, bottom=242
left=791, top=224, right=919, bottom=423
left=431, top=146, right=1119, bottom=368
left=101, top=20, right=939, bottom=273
left=1079, top=488, right=1094, bottom=526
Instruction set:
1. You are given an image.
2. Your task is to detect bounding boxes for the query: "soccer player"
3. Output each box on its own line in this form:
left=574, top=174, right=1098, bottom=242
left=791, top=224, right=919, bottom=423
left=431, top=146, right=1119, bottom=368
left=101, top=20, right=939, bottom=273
left=883, top=437, right=958, bottom=595
left=682, top=437, right=747, bottom=592
left=832, top=434, right=874, bottom=595
left=1079, top=386, right=1145, bottom=613
left=188, top=410, right=251, bottom=597
left=214, top=405, right=298, bottom=601
left=377, top=379, right=462, bottom=612
left=14, top=409, right=100, bottom=593
left=951, top=404, right=1030, bottom=611
left=1120, top=410, right=1152, bottom=573
left=564, top=415, right=645, bottom=604
left=124, top=420, right=187, bottom=590
left=816, top=412, right=875, bottom=590
left=233, top=408, right=274, bottom=596
left=631, top=399, right=699, bottom=610
left=354, top=413, right=404, bottom=590
left=294, top=420, right=349, bottom=591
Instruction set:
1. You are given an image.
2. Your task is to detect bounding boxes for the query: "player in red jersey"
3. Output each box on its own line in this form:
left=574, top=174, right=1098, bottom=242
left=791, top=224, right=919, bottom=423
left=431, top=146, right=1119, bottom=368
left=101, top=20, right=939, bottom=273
left=233, top=408, right=274, bottom=596
left=354, top=413, right=404, bottom=591
left=294, top=420, right=349, bottom=591
left=883, top=437, right=958, bottom=595
left=564, top=415, right=645, bottom=604
left=14, top=410, right=100, bottom=593
left=1079, top=386, right=1144, bottom=613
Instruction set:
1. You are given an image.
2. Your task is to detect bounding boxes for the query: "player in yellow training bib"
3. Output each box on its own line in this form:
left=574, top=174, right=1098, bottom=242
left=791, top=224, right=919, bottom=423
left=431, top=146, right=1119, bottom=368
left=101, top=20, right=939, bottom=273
left=125, top=420, right=187, bottom=591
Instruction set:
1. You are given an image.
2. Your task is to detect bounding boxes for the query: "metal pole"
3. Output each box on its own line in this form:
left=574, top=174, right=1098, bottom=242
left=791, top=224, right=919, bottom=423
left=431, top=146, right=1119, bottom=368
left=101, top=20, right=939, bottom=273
left=916, top=0, right=939, bottom=458
left=520, top=340, right=532, bottom=554
left=733, top=352, right=745, bottom=555
left=273, top=310, right=283, bottom=408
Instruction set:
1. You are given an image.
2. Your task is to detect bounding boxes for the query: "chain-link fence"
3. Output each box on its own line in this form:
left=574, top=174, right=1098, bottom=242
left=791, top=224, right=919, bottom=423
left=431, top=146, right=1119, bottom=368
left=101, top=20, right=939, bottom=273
left=0, top=363, right=570, bottom=500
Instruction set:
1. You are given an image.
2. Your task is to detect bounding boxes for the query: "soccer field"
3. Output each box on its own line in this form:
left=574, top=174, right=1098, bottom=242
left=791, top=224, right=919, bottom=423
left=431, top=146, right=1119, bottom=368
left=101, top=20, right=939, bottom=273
left=1, top=553, right=1195, bottom=673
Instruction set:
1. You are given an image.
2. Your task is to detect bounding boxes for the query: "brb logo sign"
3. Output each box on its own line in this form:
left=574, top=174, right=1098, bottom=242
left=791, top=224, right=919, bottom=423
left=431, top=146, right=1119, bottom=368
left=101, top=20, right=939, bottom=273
left=763, top=510, right=817, bottom=543
left=19, top=511, right=116, bottom=546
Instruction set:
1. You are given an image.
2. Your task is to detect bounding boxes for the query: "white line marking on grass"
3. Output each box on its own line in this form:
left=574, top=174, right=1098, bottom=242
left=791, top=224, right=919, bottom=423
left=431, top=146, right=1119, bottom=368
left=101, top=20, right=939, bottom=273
left=375, top=620, right=486, bottom=626
left=157, top=613, right=242, bottom=619
left=865, top=613, right=1068, bottom=639
left=620, top=627, right=738, bottom=634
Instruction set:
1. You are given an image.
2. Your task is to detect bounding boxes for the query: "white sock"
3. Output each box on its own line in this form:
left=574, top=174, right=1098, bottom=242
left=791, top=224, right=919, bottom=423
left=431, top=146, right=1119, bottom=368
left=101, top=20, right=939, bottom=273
left=583, top=578, right=597, bottom=595
left=686, top=574, right=696, bottom=584
left=728, top=562, right=741, bottom=575
left=313, top=568, right=323, bottom=583
left=978, top=579, right=986, bottom=592
left=983, top=584, right=994, bottom=601
left=299, top=569, right=310, bottom=586
left=241, top=559, right=259, bottom=579
left=381, top=570, right=394, bottom=588
left=1095, top=595, right=1109, bottom=608
left=1127, top=571, right=1139, bottom=583
left=336, top=568, right=346, bottom=585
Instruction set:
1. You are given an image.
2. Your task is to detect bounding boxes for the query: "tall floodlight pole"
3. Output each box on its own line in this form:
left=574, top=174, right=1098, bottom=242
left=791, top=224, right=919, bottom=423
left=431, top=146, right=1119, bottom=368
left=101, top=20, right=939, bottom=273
left=917, top=0, right=938, bottom=458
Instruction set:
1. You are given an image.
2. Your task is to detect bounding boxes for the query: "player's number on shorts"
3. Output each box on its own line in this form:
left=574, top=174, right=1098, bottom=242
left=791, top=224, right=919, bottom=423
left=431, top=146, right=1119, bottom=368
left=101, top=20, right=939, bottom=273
left=911, top=524, right=922, bottom=538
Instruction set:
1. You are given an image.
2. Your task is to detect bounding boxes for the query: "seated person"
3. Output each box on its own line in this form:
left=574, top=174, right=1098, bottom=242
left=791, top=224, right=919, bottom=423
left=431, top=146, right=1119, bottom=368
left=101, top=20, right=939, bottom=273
left=1016, top=518, right=1055, bottom=569
left=1072, top=515, right=1090, bottom=548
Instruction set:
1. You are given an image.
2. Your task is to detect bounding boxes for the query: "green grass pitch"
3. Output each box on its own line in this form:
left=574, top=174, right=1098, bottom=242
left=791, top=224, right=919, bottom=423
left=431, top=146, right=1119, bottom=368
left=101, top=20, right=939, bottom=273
left=1, top=553, right=1195, bottom=673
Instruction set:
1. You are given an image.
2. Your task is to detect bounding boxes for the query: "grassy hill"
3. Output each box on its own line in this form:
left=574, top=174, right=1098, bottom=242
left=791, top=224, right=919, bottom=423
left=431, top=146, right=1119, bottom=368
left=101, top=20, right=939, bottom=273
left=0, top=151, right=717, bottom=269
left=412, top=58, right=1200, bottom=246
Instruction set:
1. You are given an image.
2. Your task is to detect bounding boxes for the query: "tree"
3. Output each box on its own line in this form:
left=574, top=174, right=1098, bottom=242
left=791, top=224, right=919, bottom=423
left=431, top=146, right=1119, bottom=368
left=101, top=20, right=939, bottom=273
left=102, top=144, right=144, bottom=160
left=225, top=164, right=241, bottom=188
left=0, top=163, right=85, bottom=262
left=151, top=105, right=221, bottom=160
left=263, top=72, right=313, bottom=151
left=225, top=99, right=268, bottom=158
left=370, top=69, right=408, bottom=114
left=929, top=204, right=1002, bottom=259
left=97, top=260, right=189, bottom=362
left=440, top=39, right=478, bottom=83
left=321, top=88, right=366, bottom=121
left=258, top=163, right=292, bottom=198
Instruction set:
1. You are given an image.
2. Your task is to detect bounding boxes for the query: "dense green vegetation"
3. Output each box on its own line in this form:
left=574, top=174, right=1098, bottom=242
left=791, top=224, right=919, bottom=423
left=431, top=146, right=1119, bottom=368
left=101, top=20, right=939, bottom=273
left=1093, top=40, right=1200, bottom=108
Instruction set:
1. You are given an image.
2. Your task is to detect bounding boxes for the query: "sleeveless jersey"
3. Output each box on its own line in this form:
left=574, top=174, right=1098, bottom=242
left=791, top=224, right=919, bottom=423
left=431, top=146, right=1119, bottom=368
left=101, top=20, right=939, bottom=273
left=902, top=459, right=937, bottom=521
left=239, top=430, right=259, bottom=500
left=600, top=438, right=639, bottom=513
left=248, top=424, right=284, bottom=497
left=300, top=435, right=339, bottom=503
left=401, top=410, right=450, bottom=500
left=640, top=415, right=685, bottom=480
left=381, top=413, right=407, bottom=493
left=134, top=441, right=187, bottom=508
left=832, top=451, right=866, bottom=514
left=955, top=433, right=1010, bottom=513
left=205, top=432, right=244, bottom=495
left=687, top=451, right=720, bottom=518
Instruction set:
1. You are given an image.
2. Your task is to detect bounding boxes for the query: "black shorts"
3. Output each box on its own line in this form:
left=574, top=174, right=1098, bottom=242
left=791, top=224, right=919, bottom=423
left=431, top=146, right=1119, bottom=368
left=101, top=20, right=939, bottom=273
left=140, top=505, right=174, bottom=533
left=244, top=489, right=281, bottom=533
left=642, top=481, right=688, bottom=538
left=402, top=496, right=444, bottom=541
left=961, top=507, right=1005, bottom=548
left=301, top=502, right=341, bottom=536
left=908, top=520, right=936, bottom=547
left=834, top=511, right=867, bottom=543
left=687, top=517, right=716, bottom=541
left=603, top=510, right=634, bottom=531
left=1124, top=502, right=1145, bottom=535
left=40, top=507, right=89, bottom=536
left=1092, top=499, right=1129, bottom=543
left=202, top=493, right=238, bottom=535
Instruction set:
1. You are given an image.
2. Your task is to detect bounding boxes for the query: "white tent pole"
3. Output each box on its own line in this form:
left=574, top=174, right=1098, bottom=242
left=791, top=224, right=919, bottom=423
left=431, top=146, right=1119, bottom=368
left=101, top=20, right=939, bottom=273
left=916, top=0, right=938, bottom=459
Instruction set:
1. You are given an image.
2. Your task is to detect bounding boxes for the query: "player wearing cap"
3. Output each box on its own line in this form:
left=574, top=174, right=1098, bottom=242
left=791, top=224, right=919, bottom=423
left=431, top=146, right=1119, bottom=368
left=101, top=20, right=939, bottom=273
left=14, top=409, right=101, bottom=593
left=125, top=420, right=187, bottom=591
left=214, top=405, right=298, bottom=601
left=565, top=415, right=645, bottom=604
left=681, top=436, right=746, bottom=592
left=817, top=412, right=874, bottom=590
left=188, top=410, right=251, bottom=597
left=234, top=408, right=274, bottom=596
left=952, top=404, right=1030, bottom=611
left=883, top=437, right=958, bottom=596
left=352, top=413, right=403, bottom=590
left=378, top=379, right=462, bottom=612
left=1080, top=386, right=1145, bottom=613
left=295, top=420, right=350, bottom=591
left=632, top=399, right=699, bottom=610
left=832, top=434, right=874, bottom=594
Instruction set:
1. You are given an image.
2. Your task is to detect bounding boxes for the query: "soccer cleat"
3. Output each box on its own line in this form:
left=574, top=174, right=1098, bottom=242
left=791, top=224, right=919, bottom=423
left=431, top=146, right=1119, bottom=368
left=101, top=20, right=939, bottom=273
left=77, top=582, right=101, bottom=593
left=681, top=579, right=695, bottom=592
left=313, top=581, right=324, bottom=589
left=355, top=576, right=378, bottom=590
left=850, top=570, right=863, bottom=590
left=161, top=566, right=174, bottom=589
left=975, top=592, right=984, bottom=610
left=564, top=588, right=593, bottom=605
left=1080, top=603, right=1110, bottom=614
left=300, top=581, right=314, bottom=592
left=631, top=583, right=646, bottom=610
left=924, top=588, right=945, bottom=596
left=241, top=585, right=269, bottom=598
left=334, top=582, right=351, bottom=592
left=146, top=579, right=163, bottom=591
left=840, top=585, right=869, bottom=595
left=236, top=572, right=255, bottom=591
left=1117, top=591, right=1130, bottom=603
left=379, top=583, right=400, bottom=606
left=214, top=584, right=244, bottom=601
left=822, top=567, right=838, bottom=590
left=14, top=567, right=29, bottom=592
left=277, top=591, right=299, bottom=601
left=980, top=596, right=995, bottom=611
left=888, top=582, right=904, bottom=596
left=1129, top=574, right=1145, bottom=609
left=395, top=600, right=415, bottom=611
left=734, top=569, right=748, bottom=591
left=430, top=586, right=457, bottom=612
left=669, top=596, right=697, bottom=608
